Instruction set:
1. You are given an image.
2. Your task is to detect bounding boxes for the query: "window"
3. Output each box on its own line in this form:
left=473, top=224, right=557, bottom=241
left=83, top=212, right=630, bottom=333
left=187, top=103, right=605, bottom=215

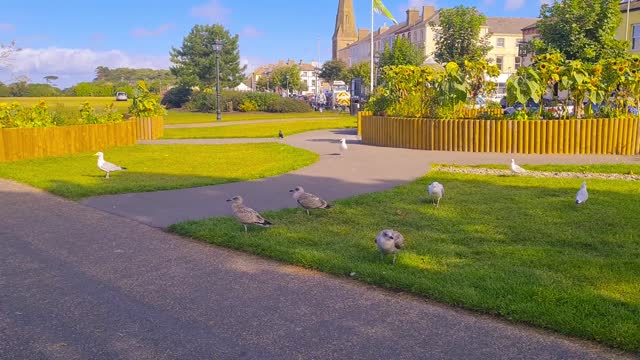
left=515, top=56, right=522, bottom=69
left=496, top=56, right=504, bottom=71
left=633, top=24, right=640, bottom=50
left=496, top=38, right=505, bottom=47
left=497, top=82, right=506, bottom=95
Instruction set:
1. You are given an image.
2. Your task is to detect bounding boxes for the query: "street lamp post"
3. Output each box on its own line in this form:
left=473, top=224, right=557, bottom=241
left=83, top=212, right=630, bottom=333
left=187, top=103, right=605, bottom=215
left=212, top=39, right=223, bottom=121
left=286, top=74, right=290, bottom=96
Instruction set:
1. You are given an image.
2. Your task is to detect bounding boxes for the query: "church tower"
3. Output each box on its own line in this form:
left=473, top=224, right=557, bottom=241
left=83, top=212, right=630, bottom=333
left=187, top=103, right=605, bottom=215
left=332, top=0, right=358, bottom=60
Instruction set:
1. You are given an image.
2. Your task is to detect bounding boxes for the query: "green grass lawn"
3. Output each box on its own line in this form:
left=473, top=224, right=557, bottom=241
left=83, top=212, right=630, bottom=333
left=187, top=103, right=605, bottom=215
left=170, top=171, right=640, bottom=352
left=162, top=118, right=357, bottom=139
left=447, top=163, right=640, bottom=175
left=165, top=110, right=352, bottom=125
left=2, top=96, right=131, bottom=111
left=0, top=144, right=318, bottom=200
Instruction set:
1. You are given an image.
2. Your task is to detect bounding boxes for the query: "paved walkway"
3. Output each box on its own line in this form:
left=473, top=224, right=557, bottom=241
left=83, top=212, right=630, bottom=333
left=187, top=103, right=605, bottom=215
left=83, top=128, right=640, bottom=228
left=0, top=179, right=633, bottom=359
left=165, top=116, right=342, bottom=128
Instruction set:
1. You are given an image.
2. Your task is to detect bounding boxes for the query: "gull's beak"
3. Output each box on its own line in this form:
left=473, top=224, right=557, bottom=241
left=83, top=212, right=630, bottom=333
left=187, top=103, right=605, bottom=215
left=226, top=199, right=232, bottom=202
left=288, top=189, right=294, bottom=193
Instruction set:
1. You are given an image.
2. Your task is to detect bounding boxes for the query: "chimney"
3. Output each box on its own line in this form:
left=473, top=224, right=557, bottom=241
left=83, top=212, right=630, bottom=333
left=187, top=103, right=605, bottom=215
left=358, top=28, right=370, bottom=41
left=422, top=5, right=435, bottom=21
left=406, top=8, right=419, bottom=26
left=378, top=23, right=389, bottom=35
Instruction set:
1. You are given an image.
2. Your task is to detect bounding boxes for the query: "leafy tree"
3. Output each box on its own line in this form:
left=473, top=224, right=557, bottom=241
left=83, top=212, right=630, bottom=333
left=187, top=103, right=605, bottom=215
left=431, top=6, right=492, bottom=65
left=463, top=59, right=500, bottom=105
left=345, top=61, right=371, bottom=90
left=170, top=24, right=246, bottom=89
left=43, top=75, right=59, bottom=84
left=0, top=41, right=19, bottom=68
left=270, top=65, right=302, bottom=93
left=8, top=81, right=29, bottom=97
left=319, top=60, right=347, bottom=84
left=0, top=82, right=10, bottom=97
left=535, top=0, right=627, bottom=63
left=378, top=37, right=426, bottom=68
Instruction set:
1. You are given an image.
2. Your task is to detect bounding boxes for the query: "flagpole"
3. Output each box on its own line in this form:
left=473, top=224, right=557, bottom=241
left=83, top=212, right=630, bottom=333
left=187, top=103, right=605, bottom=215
left=370, top=0, right=374, bottom=94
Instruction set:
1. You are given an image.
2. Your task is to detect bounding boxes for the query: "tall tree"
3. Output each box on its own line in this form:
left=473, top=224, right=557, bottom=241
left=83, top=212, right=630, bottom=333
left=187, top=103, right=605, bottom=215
left=431, top=6, right=492, bottom=65
left=378, top=37, right=426, bottom=68
left=170, top=24, right=246, bottom=89
left=345, top=61, right=371, bottom=89
left=43, top=75, right=59, bottom=84
left=270, top=65, right=303, bottom=92
left=535, top=0, right=627, bottom=63
left=319, top=60, right=347, bottom=84
left=0, top=41, right=19, bottom=68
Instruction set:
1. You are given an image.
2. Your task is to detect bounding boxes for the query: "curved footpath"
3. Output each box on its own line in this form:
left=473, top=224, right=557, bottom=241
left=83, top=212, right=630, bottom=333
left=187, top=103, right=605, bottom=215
left=2, top=129, right=638, bottom=359
left=83, top=128, right=640, bottom=228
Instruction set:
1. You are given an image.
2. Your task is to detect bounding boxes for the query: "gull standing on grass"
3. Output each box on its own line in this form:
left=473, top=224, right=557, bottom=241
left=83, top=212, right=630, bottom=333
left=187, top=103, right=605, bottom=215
left=278, top=130, right=284, bottom=139
left=289, top=186, right=332, bottom=215
left=340, top=138, right=348, bottom=154
left=575, top=181, right=588, bottom=205
left=95, top=151, right=126, bottom=179
left=510, top=159, right=527, bottom=175
left=375, top=229, right=405, bottom=265
left=428, top=181, right=444, bottom=207
left=226, top=195, right=273, bottom=232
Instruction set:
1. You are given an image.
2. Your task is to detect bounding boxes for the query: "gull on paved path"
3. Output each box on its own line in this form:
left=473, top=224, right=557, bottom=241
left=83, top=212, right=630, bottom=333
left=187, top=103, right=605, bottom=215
left=375, top=229, right=405, bottom=265
left=428, top=181, right=444, bottom=207
left=289, top=186, right=332, bottom=215
left=340, top=138, right=348, bottom=154
left=575, top=181, right=588, bottom=205
left=226, top=195, right=273, bottom=232
left=95, top=151, right=126, bottom=179
left=510, top=159, right=527, bottom=175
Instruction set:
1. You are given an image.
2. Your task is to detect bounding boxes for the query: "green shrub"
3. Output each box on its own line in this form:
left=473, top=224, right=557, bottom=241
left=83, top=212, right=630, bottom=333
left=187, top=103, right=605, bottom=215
left=244, top=92, right=281, bottom=111
left=265, top=97, right=312, bottom=113
left=221, top=90, right=246, bottom=111
left=238, top=99, right=258, bottom=112
left=185, top=90, right=215, bottom=112
left=70, top=82, right=114, bottom=97
left=0, top=101, right=56, bottom=128
left=161, top=86, right=192, bottom=109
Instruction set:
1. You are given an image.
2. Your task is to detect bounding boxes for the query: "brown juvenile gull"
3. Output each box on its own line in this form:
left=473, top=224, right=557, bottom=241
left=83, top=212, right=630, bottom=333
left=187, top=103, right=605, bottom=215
left=95, top=151, right=126, bottom=179
left=289, top=186, right=332, bottom=215
left=375, top=229, right=405, bottom=265
left=226, top=195, right=273, bottom=232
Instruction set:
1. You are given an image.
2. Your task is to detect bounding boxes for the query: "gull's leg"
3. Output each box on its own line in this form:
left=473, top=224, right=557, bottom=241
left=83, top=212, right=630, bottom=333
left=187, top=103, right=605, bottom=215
left=436, top=198, right=440, bottom=208
left=306, top=209, right=310, bottom=216
left=244, top=224, right=248, bottom=233
left=105, top=172, right=109, bottom=179
left=392, top=253, right=397, bottom=265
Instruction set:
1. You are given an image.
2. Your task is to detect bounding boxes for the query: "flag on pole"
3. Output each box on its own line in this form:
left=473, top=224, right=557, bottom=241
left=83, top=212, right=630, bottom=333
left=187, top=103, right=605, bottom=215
left=373, top=0, right=398, bottom=25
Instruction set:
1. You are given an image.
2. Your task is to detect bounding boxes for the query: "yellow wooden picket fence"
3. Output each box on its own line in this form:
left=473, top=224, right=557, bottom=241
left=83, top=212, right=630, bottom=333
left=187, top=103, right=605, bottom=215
left=360, top=115, right=640, bottom=155
left=0, top=116, right=164, bottom=162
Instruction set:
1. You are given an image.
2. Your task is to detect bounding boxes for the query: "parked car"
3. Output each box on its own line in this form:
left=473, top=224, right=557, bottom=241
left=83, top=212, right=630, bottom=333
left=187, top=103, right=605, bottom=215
left=115, top=92, right=128, bottom=101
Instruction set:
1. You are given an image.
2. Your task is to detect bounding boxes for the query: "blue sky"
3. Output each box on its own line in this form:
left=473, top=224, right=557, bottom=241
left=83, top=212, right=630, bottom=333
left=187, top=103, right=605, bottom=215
left=0, top=0, right=546, bottom=88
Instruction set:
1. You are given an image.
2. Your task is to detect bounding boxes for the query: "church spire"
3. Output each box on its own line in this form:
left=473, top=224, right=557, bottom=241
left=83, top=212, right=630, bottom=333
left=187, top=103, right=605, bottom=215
left=332, top=0, right=358, bottom=60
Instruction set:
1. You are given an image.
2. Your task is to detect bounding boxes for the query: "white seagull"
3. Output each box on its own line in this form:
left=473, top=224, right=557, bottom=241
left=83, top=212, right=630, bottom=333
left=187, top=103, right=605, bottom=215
left=339, top=138, right=348, bottom=154
left=375, top=229, right=405, bottom=265
left=428, top=181, right=444, bottom=207
left=510, top=159, right=527, bottom=174
left=575, top=181, right=588, bottom=205
left=226, top=195, right=273, bottom=232
left=289, top=186, right=331, bottom=215
left=95, top=151, right=126, bottom=179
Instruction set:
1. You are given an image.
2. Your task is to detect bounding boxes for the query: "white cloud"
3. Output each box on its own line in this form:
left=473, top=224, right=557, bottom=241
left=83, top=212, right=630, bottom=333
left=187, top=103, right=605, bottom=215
left=190, top=0, right=232, bottom=24
left=0, top=23, right=15, bottom=31
left=540, top=0, right=552, bottom=4
left=241, top=26, right=263, bottom=38
left=131, top=23, right=174, bottom=38
left=0, top=47, right=170, bottom=87
left=505, top=0, right=525, bottom=10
